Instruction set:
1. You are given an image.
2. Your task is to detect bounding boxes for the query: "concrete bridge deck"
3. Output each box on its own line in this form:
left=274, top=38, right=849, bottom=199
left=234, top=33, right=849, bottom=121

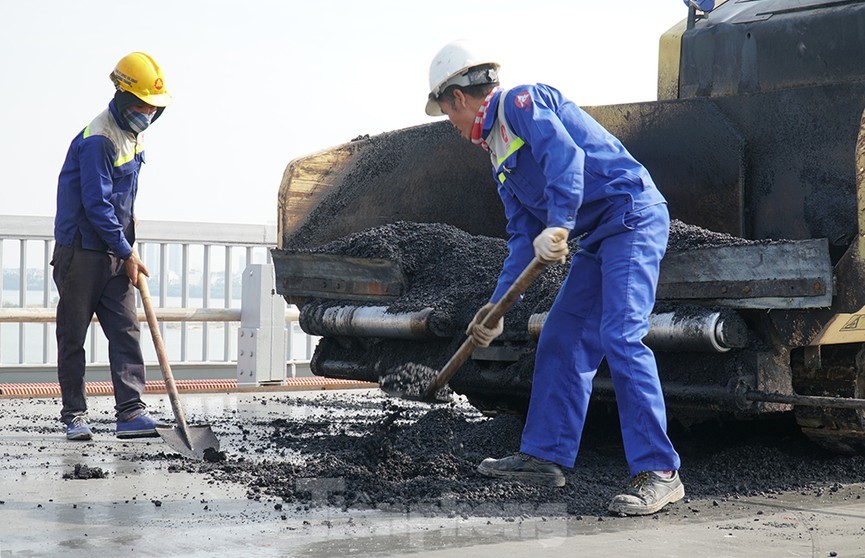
left=1, top=390, right=864, bottom=557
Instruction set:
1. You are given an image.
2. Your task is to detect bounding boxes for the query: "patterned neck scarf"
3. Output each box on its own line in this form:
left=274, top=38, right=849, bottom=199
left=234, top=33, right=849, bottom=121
left=122, top=108, right=154, bottom=135
left=470, top=87, right=502, bottom=151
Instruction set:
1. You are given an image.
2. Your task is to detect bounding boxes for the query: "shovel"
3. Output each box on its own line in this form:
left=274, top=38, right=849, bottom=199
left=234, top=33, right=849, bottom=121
left=380, top=257, right=549, bottom=402
left=136, top=267, right=220, bottom=460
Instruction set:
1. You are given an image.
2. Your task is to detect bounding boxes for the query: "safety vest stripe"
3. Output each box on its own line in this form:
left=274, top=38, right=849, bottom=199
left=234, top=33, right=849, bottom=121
left=496, top=137, right=525, bottom=167
left=496, top=136, right=525, bottom=183
left=82, top=121, right=142, bottom=167
left=114, top=144, right=142, bottom=167
left=486, top=89, right=526, bottom=184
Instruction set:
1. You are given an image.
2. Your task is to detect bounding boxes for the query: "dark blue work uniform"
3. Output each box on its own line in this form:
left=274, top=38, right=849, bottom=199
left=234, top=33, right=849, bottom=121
left=52, top=100, right=147, bottom=424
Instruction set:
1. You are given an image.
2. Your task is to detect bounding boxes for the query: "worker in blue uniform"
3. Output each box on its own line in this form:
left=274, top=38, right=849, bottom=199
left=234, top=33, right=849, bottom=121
left=425, top=41, right=684, bottom=516
left=53, top=52, right=171, bottom=441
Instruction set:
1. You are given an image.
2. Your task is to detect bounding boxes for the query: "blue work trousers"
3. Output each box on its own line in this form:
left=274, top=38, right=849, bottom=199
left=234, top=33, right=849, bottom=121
left=520, top=202, right=681, bottom=475
left=52, top=244, right=147, bottom=423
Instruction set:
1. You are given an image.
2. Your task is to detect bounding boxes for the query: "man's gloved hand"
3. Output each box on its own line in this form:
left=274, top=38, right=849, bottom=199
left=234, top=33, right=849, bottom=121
left=466, top=302, right=504, bottom=348
left=533, top=227, right=569, bottom=264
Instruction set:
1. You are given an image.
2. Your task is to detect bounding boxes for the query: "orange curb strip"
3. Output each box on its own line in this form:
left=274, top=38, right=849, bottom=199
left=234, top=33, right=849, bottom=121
left=0, top=378, right=377, bottom=397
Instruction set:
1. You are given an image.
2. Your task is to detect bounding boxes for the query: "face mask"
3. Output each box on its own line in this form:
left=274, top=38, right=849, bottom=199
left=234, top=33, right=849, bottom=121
left=122, top=107, right=154, bottom=134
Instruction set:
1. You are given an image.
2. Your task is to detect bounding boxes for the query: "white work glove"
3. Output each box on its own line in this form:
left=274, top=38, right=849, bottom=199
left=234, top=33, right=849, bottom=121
left=533, top=227, right=570, bottom=264
left=466, top=302, right=503, bottom=348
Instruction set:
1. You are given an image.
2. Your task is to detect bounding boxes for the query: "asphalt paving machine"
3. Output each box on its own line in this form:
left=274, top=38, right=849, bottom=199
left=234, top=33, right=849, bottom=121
left=272, top=0, right=865, bottom=453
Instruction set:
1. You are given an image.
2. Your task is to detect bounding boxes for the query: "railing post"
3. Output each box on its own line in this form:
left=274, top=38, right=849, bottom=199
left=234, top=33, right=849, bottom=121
left=18, top=240, right=26, bottom=364
left=237, top=264, right=286, bottom=386
left=42, top=239, right=52, bottom=363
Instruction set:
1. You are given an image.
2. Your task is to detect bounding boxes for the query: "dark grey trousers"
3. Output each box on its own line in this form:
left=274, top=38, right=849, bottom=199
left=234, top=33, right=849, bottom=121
left=51, top=244, right=147, bottom=423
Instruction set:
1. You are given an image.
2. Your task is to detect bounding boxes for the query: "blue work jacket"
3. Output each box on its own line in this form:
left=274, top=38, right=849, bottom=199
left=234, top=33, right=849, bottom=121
left=483, top=85, right=665, bottom=302
left=55, top=100, right=143, bottom=259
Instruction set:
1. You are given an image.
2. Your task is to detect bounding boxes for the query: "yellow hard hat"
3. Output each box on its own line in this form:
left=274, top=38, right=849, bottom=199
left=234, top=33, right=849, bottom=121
left=109, top=52, right=172, bottom=107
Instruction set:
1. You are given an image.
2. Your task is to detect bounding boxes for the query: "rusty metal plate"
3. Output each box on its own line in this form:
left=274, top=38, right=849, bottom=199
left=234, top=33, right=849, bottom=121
left=658, top=238, right=833, bottom=309
left=272, top=251, right=406, bottom=303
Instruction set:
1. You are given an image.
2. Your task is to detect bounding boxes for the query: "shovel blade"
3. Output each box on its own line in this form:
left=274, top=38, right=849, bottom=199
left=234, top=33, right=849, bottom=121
left=156, top=424, right=220, bottom=460
left=379, top=363, right=454, bottom=404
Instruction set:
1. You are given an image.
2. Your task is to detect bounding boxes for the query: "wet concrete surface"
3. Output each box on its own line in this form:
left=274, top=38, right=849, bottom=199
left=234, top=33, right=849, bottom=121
left=2, top=390, right=865, bottom=557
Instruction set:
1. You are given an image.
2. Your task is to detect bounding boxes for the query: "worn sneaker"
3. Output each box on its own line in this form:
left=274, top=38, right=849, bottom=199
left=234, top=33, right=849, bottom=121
left=66, top=416, right=93, bottom=441
left=116, top=412, right=161, bottom=439
left=608, top=471, right=685, bottom=516
left=477, top=452, right=566, bottom=487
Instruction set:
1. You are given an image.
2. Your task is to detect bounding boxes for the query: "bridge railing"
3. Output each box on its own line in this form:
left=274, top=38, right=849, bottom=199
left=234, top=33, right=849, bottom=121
left=0, top=215, right=318, bottom=384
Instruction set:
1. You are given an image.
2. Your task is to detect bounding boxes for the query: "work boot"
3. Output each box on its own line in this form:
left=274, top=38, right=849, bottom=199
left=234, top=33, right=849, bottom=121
left=116, top=412, right=161, bottom=439
left=477, top=453, right=566, bottom=487
left=66, top=416, right=93, bottom=441
left=608, top=471, right=685, bottom=516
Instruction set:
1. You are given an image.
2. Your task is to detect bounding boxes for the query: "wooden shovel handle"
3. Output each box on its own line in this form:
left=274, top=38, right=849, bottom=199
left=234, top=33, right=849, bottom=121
left=424, top=257, right=548, bottom=399
left=133, top=251, right=193, bottom=445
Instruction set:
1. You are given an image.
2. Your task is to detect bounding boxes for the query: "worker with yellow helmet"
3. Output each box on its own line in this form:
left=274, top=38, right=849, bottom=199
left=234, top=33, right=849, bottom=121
left=53, top=52, right=172, bottom=441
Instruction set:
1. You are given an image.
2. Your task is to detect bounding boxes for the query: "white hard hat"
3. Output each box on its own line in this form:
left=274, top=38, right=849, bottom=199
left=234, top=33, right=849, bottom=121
left=425, top=40, right=500, bottom=116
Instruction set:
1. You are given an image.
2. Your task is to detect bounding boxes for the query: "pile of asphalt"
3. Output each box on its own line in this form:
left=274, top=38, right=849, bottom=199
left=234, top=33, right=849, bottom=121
left=305, top=219, right=764, bottom=338
left=308, top=221, right=510, bottom=336
left=666, top=219, right=765, bottom=251
left=301, top=219, right=770, bottom=397
left=180, top=392, right=865, bottom=518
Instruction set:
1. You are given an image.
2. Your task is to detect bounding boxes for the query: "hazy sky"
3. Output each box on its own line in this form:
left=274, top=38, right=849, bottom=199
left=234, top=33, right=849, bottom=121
left=1, top=1, right=687, bottom=226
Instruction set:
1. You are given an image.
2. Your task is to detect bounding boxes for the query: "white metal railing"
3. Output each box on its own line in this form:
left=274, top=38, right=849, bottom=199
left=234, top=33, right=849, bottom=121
left=0, top=215, right=317, bottom=381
